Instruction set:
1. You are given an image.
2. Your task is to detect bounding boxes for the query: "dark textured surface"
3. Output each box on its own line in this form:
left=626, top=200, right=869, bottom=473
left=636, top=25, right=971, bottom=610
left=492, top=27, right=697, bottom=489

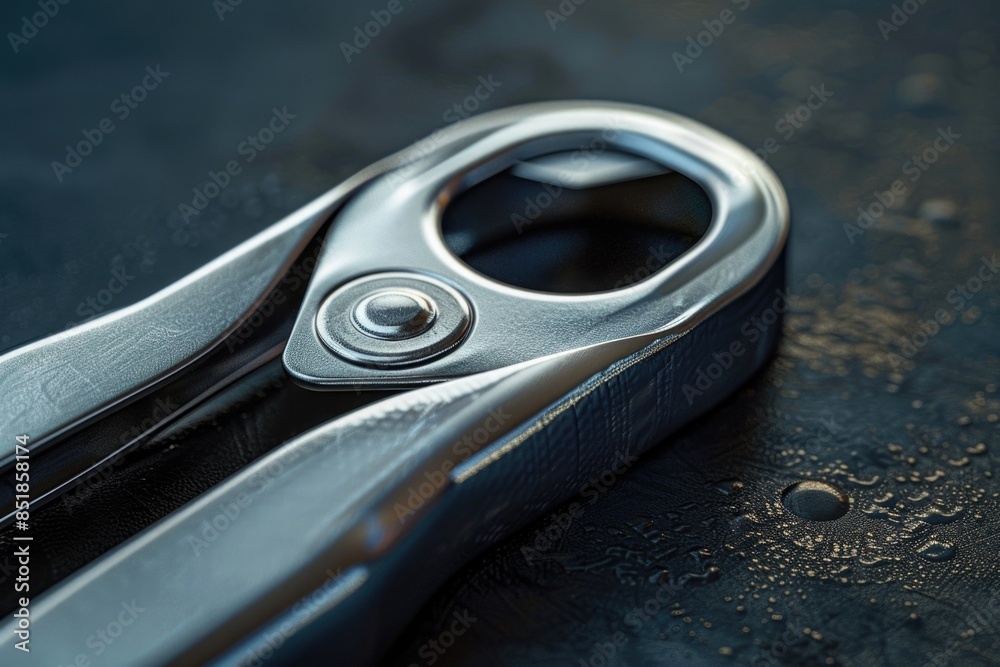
left=1, top=1, right=998, bottom=665
left=0, top=357, right=393, bottom=614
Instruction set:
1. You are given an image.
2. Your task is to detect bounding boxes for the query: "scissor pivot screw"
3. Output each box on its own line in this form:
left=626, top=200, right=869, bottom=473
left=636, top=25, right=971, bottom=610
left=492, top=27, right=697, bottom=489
left=315, top=272, right=471, bottom=368
left=351, top=289, right=436, bottom=340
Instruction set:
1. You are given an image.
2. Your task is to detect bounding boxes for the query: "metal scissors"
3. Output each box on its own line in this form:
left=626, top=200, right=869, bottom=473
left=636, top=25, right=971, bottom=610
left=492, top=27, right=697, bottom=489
left=0, top=101, right=787, bottom=665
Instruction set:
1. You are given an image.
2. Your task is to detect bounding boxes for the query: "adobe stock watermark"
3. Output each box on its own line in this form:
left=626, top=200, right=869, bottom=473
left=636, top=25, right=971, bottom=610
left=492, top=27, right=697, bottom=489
left=922, top=589, right=1000, bottom=667
left=0, top=554, right=17, bottom=587
left=224, top=258, right=317, bottom=352
left=407, top=609, right=478, bottom=667
left=235, top=567, right=346, bottom=667
left=808, top=416, right=839, bottom=446
left=186, top=432, right=305, bottom=556
left=213, top=0, right=247, bottom=22
left=7, top=0, right=72, bottom=54
left=878, top=0, right=932, bottom=41
left=393, top=406, right=512, bottom=524
left=186, top=495, right=253, bottom=556
left=672, top=0, right=752, bottom=73
left=441, top=75, right=502, bottom=124
left=339, top=0, right=414, bottom=63
left=384, top=74, right=502, bottom=188
left=739, top=85, right=834, bottom=176
left=544, top=0, right=587, bottom=31
left=613, top=245, right=676, bottom=289
left=681, top=288, right=791, bottom=405
left=51, top=65, right=171, bottom=182
left=177, top=106, right=296, bottom=224
left=579, top=579, right=682, bottom=667
left=62, top=266, right=135, bottom=330
left=223, top=238, right=326, bottom=353
left=56, top=600, right=146, bottom=665
left=751, top=624, right=807, bottom=667
left=843, top=127, right=960, bottom=244
left=888, top=255, right=998, bottom=371
left=166, top=171, right=289, bottom=247
left=510, top=117, right=624, bottom=235
left=521, top=449, right=638, bottom=565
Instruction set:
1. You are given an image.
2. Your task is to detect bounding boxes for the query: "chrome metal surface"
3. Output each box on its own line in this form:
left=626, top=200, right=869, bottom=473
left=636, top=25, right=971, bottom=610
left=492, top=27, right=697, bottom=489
left=0, top=101, right=789, bottom=667
left=0, top=108, right=514, bottom=467
left=283, top=101, right=787, bottom=387
left=351, top=289, right=437, bottom=340
left=510, top=149, right=670, bottom=188
left=4, top=273, right=789, bottom=666
left=315, top=272, right=472, bottom=367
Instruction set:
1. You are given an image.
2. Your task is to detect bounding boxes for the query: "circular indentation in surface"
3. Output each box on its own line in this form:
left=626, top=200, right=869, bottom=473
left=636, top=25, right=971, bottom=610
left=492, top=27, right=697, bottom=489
left=781, top=480, right=850, bottom=521
left=316, top=273, right=471, bottom=368
left=351, top=289, right=436, bottom=340
left=916, top=540, right=956, bottom=563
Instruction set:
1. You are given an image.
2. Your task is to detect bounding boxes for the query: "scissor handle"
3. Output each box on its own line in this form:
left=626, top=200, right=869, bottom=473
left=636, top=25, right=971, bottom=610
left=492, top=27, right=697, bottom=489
left=2, top=102, right=788, bottom=666
left=284, top=102, right=787, bottom=387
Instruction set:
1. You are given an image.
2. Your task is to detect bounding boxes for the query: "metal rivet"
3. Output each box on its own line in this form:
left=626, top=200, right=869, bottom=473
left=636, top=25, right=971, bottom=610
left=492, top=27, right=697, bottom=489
left=351, top=289, right=436, bottom=340
left=315, top=272, right=471, bottom=368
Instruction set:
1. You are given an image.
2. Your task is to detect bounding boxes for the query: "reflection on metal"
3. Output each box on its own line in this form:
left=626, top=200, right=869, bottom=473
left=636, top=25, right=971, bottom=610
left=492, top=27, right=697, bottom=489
left=316, top=272, right=471, bottom=367
left=283, top=102, right=786, bottom=386
left=511, top=149, right=671, bottom=188
left=0, top=102, right=788, bottom=667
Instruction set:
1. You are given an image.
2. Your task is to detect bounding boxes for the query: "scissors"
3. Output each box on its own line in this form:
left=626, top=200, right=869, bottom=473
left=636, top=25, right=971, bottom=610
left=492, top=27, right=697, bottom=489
left=0, top=101, right=787, bottom=665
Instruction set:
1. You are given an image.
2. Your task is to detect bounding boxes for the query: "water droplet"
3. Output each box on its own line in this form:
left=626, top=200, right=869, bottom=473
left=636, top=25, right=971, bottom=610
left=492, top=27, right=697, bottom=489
left=862, top=503, right=894, bottom=521
left=846, top=473, right=880, bottom=487
left=874, top=491, right=895, bottom=505
left=915, top=505, right=965, bottom=525
left=967, top=442, right=987, bottom=455
left=781, top=480, right=850, bottom=521
left=916, top=540, right=955, bottom=562
left=712, top=478, right=744, bottom=496
left=859, top=554, right=893, bottom=567
left=917, top=197, right=959, bottom=224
